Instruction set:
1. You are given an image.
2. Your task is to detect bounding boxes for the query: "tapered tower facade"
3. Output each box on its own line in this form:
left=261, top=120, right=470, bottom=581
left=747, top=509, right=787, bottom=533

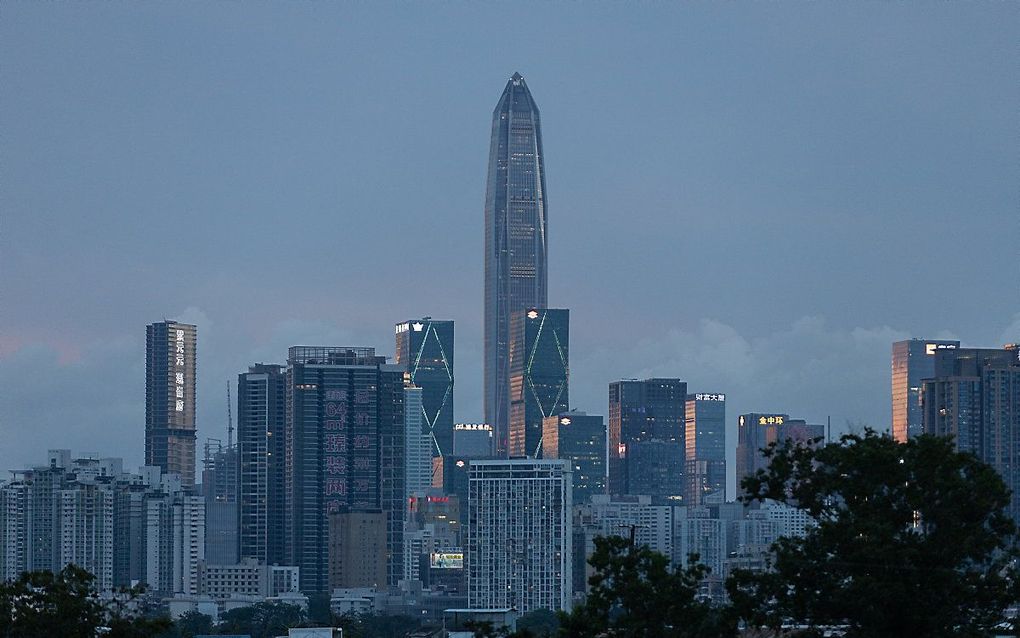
left=484, top=72, right=549, bottom=454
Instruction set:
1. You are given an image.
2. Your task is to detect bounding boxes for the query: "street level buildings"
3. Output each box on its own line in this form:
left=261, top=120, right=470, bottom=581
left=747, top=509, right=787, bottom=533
left=146, top=321, right=198, bottom=488
left=891, top=339, right=961, bottom=442
left=508, top=308, right=569, bottom=458
left=484, top=73, right=549, bottom=454
left=467, top=459, right=572, bottom=612
left=395, top=319, right=455, bottom=457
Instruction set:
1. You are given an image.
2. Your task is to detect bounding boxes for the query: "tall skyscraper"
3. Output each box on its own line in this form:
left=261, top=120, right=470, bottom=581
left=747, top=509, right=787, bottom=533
left=608, top=379, right=687, bottom=502
left=922, top=345, right=1020, bottom=520
left=736, top=413, right=825, bottom=497
left=508, top=308, right=569, bottom=457
left=395, top=318, right=455, bottom=457
left=891, top=339, right=961, bottom=442
left=684, top=393, right=727, bottom=505
left=404, top=385, right=433, bottom=500
left=284, top=347, right=405, bottom=593
left=467, top=459, right=572, bottom=612
left=237, top=364, right=287, bottom=566
left=542, top=410, right=606, bottom=504
left=146, top=321, right=198, bottom=488
left=484, top=73, right=549, bottom=454
left=201, top=440, right=238, bottom=566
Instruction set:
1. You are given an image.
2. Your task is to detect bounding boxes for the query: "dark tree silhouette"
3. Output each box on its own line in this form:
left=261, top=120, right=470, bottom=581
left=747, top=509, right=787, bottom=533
left=729, top=430, right=1020, bottom=637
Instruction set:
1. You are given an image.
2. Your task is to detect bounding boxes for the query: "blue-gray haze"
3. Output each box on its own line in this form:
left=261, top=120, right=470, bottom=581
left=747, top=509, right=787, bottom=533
left=1, top=3, right=1017, bottom=496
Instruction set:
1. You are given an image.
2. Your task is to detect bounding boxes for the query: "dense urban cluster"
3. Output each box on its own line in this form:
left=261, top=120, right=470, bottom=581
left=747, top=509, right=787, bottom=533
left=3, top=74, right=1019, bottom=636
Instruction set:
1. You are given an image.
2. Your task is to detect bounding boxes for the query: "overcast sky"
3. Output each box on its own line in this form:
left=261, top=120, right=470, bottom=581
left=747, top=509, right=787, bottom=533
left=2, top=3, right=1017, bottom=493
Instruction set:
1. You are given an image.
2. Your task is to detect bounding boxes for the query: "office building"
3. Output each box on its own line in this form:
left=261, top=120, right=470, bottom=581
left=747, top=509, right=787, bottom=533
left=736, top=413, right=825, bottom=496
left=202, top=440, right=238, bottom=565
left=395, top=318, right=455, bottom=457
left=542, top=411, right=606, bottom=504
left=146, top=321, right=198, bottom=488
left=608, top=379, right=686, bottom=502
left=684, top=393, right=727, bottom=505
left=484, top=73, right=549, bottom=454
left=467, top=459, right=572, bottom=612
left=285, top=346, right=405, bottom=593
left=508, top=308, right=569, bottom=457
left=452, top=423, right=494, bottom=458
left=237, top=364, right=287, bottom=565
left=405, top=385, right=432, bottom=501
left=891, top=339, right=961, bottom=442
left=922, top=345, right=1020, bottom=520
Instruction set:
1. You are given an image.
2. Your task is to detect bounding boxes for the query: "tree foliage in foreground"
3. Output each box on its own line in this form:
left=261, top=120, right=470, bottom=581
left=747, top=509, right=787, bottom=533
left=729, top=430, right=1020, bottom=637
left=558, top=535, right=735, bottom=638
left=0, top=564, right=170, bottom=638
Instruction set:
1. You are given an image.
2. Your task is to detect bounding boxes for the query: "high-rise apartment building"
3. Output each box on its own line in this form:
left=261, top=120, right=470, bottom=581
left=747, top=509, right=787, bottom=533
left=891, top=339, right=961, bottom=442
left=328, top=509, right=388, bottom=590
left=285, top=347, right=405, bottom=593
left=146, top=321, right=198, bottom=488
left=922, top=345, right=1020, bottom=520
left=395, top=318, right=455, bottom=457
left=508, top=308, right=569, bottom=458
left=684, top=393, right=727, bottom=505
left=237, top=364, right=287, bottom=565
left=608, top=379, right=687, bottom=502
left=484, top=73, right=549, bottom=454
left=467, top=459, right=572, bottom=612
left=542, top=411, right=606, bottom=504
left=736, top=413, right=825, bottom=496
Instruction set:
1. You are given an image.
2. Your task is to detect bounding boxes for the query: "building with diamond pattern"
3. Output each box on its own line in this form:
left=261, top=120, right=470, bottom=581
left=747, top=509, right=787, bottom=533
left=395, top=318, right=454, bottom=457
left=508, top=308, right=569, bottom=458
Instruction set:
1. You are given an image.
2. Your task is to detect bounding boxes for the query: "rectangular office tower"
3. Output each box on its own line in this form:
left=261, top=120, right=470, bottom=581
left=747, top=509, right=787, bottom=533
left=542, top=411, right=606, bottom=505
left=685, top=393, right=727, bottom=505
left=508, top=308, right=569, bottom=458
left=484, top=73, right=549, bottom=455
left=922, top=345, right=1020, bottom=520
left=146, top=321, right=197, bottom=488
left=736, top=413, right=825, bottom=496
left=608, top=379, right=686, bottom=502
left=285, top=347, right=405, bottom=593
left=395, top=318, right=454, bottom=457
left=891, top=339, right=961, bottom=442
left=237, top=364, right=287, bottom=565
left=467, top=459, right=572, bottom=613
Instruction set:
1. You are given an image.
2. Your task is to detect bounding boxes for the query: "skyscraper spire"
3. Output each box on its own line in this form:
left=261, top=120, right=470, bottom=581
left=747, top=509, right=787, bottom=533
left=483, top=73, right=549, bottom=455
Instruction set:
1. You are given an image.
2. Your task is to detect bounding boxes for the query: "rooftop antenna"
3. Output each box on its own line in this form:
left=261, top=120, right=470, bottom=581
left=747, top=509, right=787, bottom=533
left=227, top=381, right=234, bottom=449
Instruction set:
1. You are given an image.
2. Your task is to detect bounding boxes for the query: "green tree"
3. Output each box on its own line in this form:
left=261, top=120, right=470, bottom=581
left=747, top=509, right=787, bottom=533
left=217, top=601, right=305, bottom=638
left=729, top=430, right=1020, bottom=637
left=516, top=608, right=559, bottom=636
left=162, top=610, right=213, bottom=638
left=558, top=535, right=734, bottom=638
left=0, top=565, right=170, bottom=638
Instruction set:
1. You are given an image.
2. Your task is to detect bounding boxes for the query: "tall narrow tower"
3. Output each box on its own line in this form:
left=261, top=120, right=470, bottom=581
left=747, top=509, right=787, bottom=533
left=484, top=72, right=549, bottom=454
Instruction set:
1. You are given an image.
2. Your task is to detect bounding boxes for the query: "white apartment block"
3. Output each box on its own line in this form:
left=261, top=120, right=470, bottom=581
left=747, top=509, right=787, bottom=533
left=199, top=558, right=300, bottom=600
left=467, top=459, right=572, bottom=612
left=58, top=483, right=114, bottom=591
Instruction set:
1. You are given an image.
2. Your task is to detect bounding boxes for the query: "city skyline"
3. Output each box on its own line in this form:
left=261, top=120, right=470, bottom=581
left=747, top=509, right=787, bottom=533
left=1, top=3, right=1017, bottom=489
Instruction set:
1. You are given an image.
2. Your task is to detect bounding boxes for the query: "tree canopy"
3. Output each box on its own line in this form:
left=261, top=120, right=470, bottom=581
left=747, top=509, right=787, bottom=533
left=729, top=430, right=1020, bottom=636
left=558, top=535, right=734, bottom=638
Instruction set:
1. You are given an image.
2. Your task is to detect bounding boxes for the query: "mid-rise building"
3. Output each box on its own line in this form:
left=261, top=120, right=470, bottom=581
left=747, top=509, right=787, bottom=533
left=198, top=558, right=300, bottom=600
left=542, top=411, right=606, bottom=504
left=395, top=318, right=455, bottom=457
left=328, top=509, right=388, bottom=590
left=467, top=459, right=572, bottom=612
left=146, top=321, right=198, bottom=488
left=684, top=393, right=726, bottom=505
left=736, top=413, right=825, bottom=497
left=608, top=379, right=686, bottom=502
left=484, top=73, right=550, bottom=455
left=922, top=345, right=1020, bottom=520
left=891, top=339, right=960, bottom=442
left=237, top=364, right=287, bottom=565
left=285, top=346, right=405, bottom=593
left=508, top=308, right=569, bottom=458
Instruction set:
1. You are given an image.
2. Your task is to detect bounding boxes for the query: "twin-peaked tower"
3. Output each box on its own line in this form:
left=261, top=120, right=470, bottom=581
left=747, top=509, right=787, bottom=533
left=484, top=72, right=551, bottom=455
